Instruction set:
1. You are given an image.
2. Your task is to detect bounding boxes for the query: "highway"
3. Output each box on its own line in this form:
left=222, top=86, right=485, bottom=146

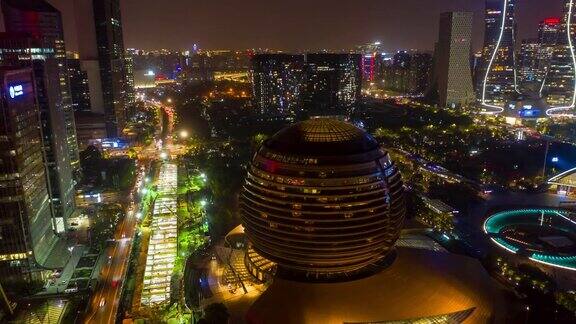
left=84, top=165, right=147, bottom=323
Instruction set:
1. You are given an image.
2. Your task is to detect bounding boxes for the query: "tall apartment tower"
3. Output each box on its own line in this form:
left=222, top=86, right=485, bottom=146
left=302, top=53, right=362, bottom=116
left=251, top=54, right=304, bottom=117
left=2, top=0, right=80, bottom=175
left=67, top=56, right=92, bottom=112
left=0, top=67, right=60, bottom=290
left=433, top=12, right=475, bottom=108
left=478, top=0, right=518, bottom=108
left=537, top=18, right=561, bottom=83
left=74, top=0, right=128, bottom=138
left=543, top=0, right=576, bottom=115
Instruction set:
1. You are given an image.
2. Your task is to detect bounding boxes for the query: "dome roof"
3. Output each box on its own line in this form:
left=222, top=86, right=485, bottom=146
left=265, top=118, right=379, bottom=157
left=246, top=247, right=504, bottom=324
left=240, top=118, right=405, bottom=279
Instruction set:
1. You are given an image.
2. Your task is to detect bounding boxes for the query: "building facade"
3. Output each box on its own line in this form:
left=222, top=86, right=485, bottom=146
left=0, top=67, right=59, bottom=289
left=302, top=53, right=362, bottom=116
left=0, top=34, right=77, bottom=231
left=75, top=0, right=129, bottom=138
left=67, top=57, right=92, bottom=112
left=251, top=54, right=304, bottom=117
left=2, top=0, right=80, bottom=175
left=433, top=12, right=475, bottom=108
left=383, top=51, right=432, bottom=95
left=537, top=18, right=561, bottom=84
left=519, top=39, right=540, bottom=83
left=543, top=0, right=576, bottom=114
left=478, top=0, right=518, bottom=108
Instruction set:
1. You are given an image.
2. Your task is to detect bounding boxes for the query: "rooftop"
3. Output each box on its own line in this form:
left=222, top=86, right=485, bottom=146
left=247, top=247, right=505, bottom=324
left=264, top=118, right=379, bottom=156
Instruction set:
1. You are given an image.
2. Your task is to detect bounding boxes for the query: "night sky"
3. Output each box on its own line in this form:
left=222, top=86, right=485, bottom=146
left=44, top=0, right=565, bottom=52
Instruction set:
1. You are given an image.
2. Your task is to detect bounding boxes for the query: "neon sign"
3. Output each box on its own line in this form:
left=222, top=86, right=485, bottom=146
left=8, top=85, right=23, bottom=99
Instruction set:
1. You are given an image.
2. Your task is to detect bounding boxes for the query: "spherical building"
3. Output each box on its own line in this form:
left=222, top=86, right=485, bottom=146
left=236, top=119, right=505, bottom=324
left=240, top=118, right=404, bottom=278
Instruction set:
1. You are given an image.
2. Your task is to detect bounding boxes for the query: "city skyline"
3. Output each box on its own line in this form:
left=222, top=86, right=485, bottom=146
left=0, top=0, right=576, bottom=322
left=1, top=0, right=564, bottom=52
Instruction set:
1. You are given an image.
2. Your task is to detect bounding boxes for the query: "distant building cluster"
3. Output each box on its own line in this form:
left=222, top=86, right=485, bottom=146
left=251, top=53, right=362, bottom=118
left=474, top=0, right=576, bottom=118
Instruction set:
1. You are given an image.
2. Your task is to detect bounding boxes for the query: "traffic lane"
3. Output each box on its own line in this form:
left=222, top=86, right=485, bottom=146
left=85, top=211, right=135, bottom=322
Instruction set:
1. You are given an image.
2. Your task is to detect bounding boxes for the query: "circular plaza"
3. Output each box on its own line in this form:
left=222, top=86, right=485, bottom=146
left=483, top=208, right=576, bottom=271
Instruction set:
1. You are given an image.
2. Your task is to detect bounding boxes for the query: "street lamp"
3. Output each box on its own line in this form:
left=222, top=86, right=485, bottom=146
left=551, top=157, right=559, bottom=163
left=167, top=98, right=172, bottom=103
left=179, top=130, right=189, bottom=139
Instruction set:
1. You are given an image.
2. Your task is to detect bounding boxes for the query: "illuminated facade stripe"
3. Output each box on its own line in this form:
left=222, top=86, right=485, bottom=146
left=481, top=0, right=510, bottom=113
left=528, top=257, right=576, bottom=271
left=546, top=0, right=576, bottom=117
left=548, top=166, right=576, bottom=182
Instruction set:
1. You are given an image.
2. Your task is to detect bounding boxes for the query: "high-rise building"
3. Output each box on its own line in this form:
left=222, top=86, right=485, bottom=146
left=432, top=12, right=475, bottom=108
left=355, top=42, right=384, bottom=84
left=478, top=0, right=518, bottom=108
left=251, top=54, right=304, bottom=117
left=302, top=53, right=362, bottom=116
left=537, top=18, right=561, bottom=82
left=67, top=56, right=92, bottom=112
left=0, top=33, right=77, bottom=231
left=2, top=0, right=80, bottom=175
left=383, top=51, right=432, bottom=95
left=74, top=0, right=128, bottom=138
left=410, top=53, right=433, bottom=95
left=539, top=18, right=562, bottom=46
left=0, top=67, right=60, bottom=289
left=543, top=0, right=576, bottom=115
left=360, top=53, right=380, bottom=83
left=519, top=39, right=540, bottom=83
left=124, top=53, right=136, bottom=118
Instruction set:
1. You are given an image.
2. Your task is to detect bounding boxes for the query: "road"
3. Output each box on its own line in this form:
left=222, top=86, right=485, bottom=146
left=84, top=164, right=148, bottom=323
left=83, top=205, right=137, bottom=323
left=84, top=97, right=177, bottom=323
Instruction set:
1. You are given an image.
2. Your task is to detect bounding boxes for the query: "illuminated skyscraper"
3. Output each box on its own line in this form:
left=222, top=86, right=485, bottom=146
left=478, top=0, right=518, bottom=109
left=382, top=51, right=432, bottom=95
left=0, top=67, right=60, bottom=290
left=302, top=53, right=362, bottom=116
left=433, top=12, right=475, bottom=108
left=67, top=57, right=92, bottom=112
left=537, top=18, right=561, bottom=82
left=251, top=54, right=304, bottom=117
left=2, top=0, right=80, bottom=174
left=0, top=34, right=77, bottom=233
left=519, top=39, right=540, bottom=83
left=543, top=0, right=576, bottom=116
left=75, top=0, right=129, bottom=138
